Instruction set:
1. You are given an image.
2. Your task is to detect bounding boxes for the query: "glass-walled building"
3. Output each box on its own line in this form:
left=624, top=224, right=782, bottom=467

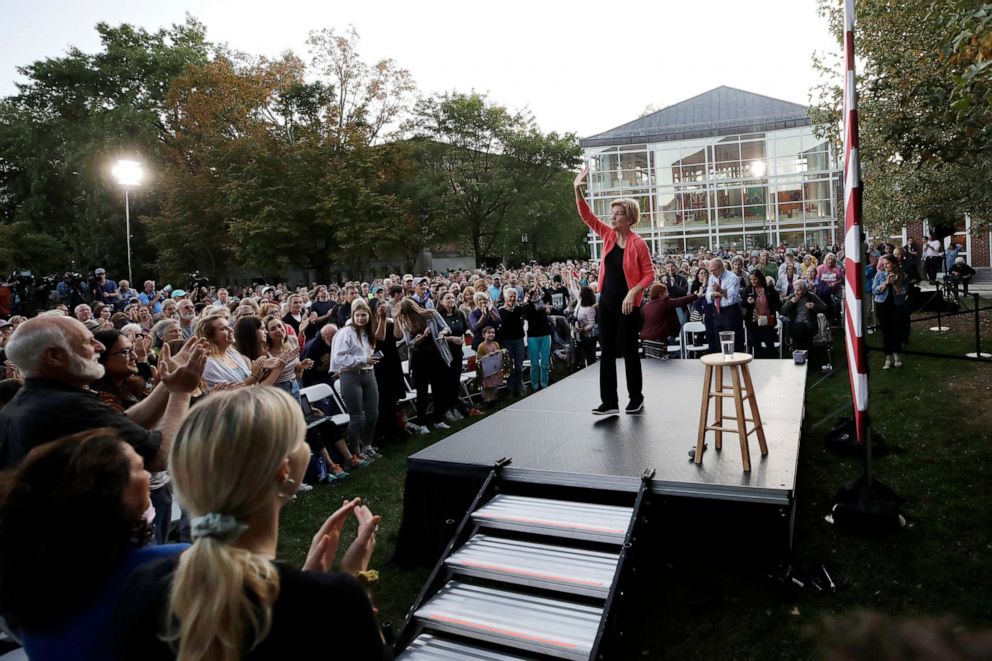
left=580, top=86, right=841, bottom=259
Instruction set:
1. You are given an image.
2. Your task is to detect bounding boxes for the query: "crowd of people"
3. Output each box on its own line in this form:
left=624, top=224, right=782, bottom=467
left=0, top=203, right=979, bottom=657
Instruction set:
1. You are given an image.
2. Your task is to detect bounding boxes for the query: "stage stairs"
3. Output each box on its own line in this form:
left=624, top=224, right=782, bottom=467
left=393, top=459, right=655, bottom=661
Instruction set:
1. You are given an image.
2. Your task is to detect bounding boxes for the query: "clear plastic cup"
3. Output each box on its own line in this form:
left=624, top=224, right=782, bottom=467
left=719, top=331, right=735, bottom=359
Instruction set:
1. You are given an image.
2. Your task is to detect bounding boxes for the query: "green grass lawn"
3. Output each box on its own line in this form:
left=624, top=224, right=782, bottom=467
left=278, top=302, right=992, bottom=658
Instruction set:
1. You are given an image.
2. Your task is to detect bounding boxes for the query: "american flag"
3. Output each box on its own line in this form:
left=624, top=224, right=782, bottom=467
left=842, top=0, right=868, bottom=444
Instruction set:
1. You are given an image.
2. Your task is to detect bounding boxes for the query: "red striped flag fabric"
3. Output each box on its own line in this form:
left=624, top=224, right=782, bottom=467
left=842, top=0, right=869, bottom=444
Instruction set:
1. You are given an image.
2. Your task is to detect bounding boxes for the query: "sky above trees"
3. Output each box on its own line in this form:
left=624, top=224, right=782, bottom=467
left=0, top=0, right=837, bottom=137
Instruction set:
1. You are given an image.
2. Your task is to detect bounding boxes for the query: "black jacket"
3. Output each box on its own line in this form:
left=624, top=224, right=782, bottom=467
left=742, top=286, right=781, bottom=325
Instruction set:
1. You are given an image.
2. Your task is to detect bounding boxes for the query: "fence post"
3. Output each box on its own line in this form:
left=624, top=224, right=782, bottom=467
left=966, top=293, right=990, bottom=359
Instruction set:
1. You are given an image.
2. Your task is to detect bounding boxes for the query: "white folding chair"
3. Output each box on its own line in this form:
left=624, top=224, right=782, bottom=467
left=775, top=317, right=785, bottom=358
left=301, top=382, right=349, bottom=427
left=680, top=321, right=709, bottom=359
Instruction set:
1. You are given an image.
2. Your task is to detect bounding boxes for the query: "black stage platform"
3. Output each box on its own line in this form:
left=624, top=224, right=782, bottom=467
left=410, top=359, right=806, bottom=505
left=394, top=358, right=807, bottom=564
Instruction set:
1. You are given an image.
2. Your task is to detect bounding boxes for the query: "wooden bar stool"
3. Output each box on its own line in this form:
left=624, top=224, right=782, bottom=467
left=694, top=352, right=768, bottom=472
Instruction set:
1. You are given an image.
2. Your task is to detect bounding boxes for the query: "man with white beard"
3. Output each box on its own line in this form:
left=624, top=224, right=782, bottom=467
left=0, top=316, right=207, bottom=471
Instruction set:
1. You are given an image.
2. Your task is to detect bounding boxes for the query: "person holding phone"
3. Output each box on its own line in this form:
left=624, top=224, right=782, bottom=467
left=330, top=299, right=380, bottom=465
left=870, top=254, right=909, bottom=369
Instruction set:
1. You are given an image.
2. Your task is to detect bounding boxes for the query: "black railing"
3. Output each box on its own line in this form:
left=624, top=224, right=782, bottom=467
left=866, top=293, right=991, bottom=362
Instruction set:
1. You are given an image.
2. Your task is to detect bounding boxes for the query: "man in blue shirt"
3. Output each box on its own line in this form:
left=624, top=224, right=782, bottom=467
left=705, top=258, right=744, bottom=353
left=138, top=280, right=163, bottom=315
left=91, top=268, right=121, bottom=308
left=411, top=278, right=434, bottom=309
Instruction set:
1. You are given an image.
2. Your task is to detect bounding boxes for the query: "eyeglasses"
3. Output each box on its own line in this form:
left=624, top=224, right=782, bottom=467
left=107, top=347, right=136, bottom=358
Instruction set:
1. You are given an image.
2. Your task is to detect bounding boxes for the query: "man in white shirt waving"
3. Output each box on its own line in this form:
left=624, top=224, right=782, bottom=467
left=923, top=232, right=943, bottom=284
left=705, top=258, right=744, bottom=353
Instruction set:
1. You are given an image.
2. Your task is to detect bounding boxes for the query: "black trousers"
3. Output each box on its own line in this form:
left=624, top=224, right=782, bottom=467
left=925, top=256, right=941, bottom=283
left=411, top=348, right=448, bottom=425
left=787, top=321, right=815, bottom=351
left=875, top=296, right=905, bottom=354
left=598, top=305, right=642, bottom=407
left=707, top=304, right=745, bottom=353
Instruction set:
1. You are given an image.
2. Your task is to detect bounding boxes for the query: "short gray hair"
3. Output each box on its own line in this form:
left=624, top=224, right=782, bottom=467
left=4, top=324, right=70, bottom=377
left=152, top=318, right=179, bottom=340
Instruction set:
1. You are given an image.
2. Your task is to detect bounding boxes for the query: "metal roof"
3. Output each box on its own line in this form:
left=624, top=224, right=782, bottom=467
left=580, top=86, right=811, bottom=148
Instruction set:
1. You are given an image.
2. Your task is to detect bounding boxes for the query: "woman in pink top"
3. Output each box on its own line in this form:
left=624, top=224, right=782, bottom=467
left=815, top=252, right=844, bottom=320
left=574, top=166, right=654, bottom=416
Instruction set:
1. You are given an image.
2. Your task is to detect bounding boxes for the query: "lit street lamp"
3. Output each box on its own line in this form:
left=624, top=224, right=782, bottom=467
left=111, top=159, right=143, bottom=284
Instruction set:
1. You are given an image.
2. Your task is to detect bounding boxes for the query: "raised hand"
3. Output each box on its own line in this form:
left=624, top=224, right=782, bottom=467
left=573, top=165, right=589, bottom=190
left=161, top=344, right=208, bottom=394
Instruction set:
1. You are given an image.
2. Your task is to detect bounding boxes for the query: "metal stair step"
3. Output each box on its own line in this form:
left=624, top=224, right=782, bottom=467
left=398, top=633, right=532, bottom=660
left=472, top=494, right=632, bottom=544
left=445, top=533, right=618, bottom=598
left=415, top=580, right=602, bottom=661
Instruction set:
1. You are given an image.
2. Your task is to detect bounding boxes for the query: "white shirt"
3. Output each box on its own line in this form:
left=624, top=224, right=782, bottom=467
left=924, top=239, right=942, bottom=258
left=330, top=326, right=372, bottom=372
left=705, top=270, right=741, bottom=306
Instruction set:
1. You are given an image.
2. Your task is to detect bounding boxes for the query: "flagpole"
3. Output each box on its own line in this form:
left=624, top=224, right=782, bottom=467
left=833, top=0, right=903, bottom=530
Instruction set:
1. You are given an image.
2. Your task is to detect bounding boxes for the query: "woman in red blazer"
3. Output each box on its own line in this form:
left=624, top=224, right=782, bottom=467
left=574, top=166, right=654, bottom=415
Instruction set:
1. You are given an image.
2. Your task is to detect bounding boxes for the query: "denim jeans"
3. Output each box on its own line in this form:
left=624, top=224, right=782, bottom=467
left=275, top=378, right=301, bottom=402
left=503, top=338, right=526, bottom=394
left=527, top=334, right=551, bottom=390
left=339, top=369, right=379, bottom=452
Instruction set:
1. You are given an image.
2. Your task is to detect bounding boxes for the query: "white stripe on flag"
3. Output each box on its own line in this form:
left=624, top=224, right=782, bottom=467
left=844, top=341, right=868, bottom=410
left=845, top=148, right=860, bottom=197
left=844, top=224, right=862, bottom=264
left=844, top=287, right=862, bottom=338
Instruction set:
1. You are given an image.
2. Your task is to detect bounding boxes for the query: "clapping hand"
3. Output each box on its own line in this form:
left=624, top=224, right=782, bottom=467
left=302, top=498, right=381, bottom=576
left=302, top=498, right=359, bottom=573
left=159, top=340, right=208, bottom=394
left=340, top=502, right=381, bottom=575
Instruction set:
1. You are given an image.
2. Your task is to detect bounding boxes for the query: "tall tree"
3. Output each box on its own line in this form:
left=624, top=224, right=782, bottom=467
left=810, top=0, right=992, bottom=237
left=306, top=26, right=416, bottom=145
left=0, top=18, right=211, bottom=276
left=407, top=92, right=582, bottom=265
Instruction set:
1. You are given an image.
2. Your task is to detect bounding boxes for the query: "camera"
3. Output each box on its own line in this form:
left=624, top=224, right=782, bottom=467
left=63, top=271, right=84, bottom=286
left=188, top=271, right=210, bottom=290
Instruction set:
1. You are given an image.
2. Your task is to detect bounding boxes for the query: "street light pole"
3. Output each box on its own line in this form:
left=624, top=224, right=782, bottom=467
left=112, top=159, right=143, bottom=286
left=124, top=189, right=133, bottom=284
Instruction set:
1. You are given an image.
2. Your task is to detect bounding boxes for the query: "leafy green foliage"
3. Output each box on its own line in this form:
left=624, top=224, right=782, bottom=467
left=810, top=1, right=992, bottom=237
left=407, top=92, right=583, bottom=266
left=1, top=22, right=584, bottom=282
left=0, top=18, right=211, bottom=276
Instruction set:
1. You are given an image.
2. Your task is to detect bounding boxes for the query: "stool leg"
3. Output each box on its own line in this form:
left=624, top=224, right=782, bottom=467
left=730, top=365, right=751, bottom=472
left=741, top=364, right=768, bottom=456
left=714, top=365, right=723, bottom=450
left=695, top=364, right=712, bottom=465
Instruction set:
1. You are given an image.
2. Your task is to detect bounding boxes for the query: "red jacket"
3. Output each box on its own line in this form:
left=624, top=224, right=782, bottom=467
left=576, top=195, right=654, bottom=306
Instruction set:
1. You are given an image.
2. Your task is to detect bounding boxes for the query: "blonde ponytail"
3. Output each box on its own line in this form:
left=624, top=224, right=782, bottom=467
left=166, top=388, right=306, bottom=660
left=167, top=539, right=279, bottom=661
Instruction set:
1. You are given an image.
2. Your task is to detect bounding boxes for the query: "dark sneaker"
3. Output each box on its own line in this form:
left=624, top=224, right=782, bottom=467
left=592, top=403, right=620, bottom=415
left=625, top=398, right=644, bottom=414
